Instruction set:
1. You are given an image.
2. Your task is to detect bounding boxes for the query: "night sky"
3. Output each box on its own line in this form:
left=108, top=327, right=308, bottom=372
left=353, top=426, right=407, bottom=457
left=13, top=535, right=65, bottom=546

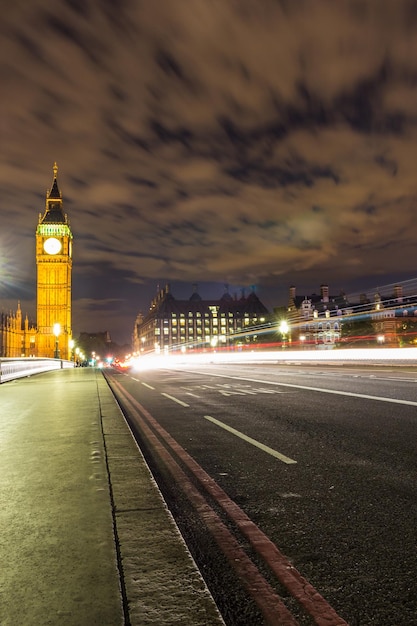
left=1, top=1, right=417, bottom=344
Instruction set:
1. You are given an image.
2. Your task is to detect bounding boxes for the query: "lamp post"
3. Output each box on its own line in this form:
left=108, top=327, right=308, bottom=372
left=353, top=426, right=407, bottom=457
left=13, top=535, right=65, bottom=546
left=279, top=320, right=289, bottom=349
left=53, top=323, right=61, bottom=359
left=69, top=339, right=74, bottom=362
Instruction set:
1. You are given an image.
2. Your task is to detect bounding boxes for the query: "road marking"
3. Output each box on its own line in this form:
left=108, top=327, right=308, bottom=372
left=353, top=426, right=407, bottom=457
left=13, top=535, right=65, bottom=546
left=203, top=415, right=297, bottom=465
left=190, top=371, right=417, bottom=407
left=185, top=392, right=201, bottom=398
left=161, top=393, right=190, bottom=407
left=141, top=382, right=155, bottom=390
left=371, top=376, right=417, bottom=383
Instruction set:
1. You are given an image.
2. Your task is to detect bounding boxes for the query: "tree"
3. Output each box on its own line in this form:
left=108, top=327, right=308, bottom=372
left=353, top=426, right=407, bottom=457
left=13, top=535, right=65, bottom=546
left=340, top=317, right=375, bottom=345
left=398, top=319, right=417, bottom=346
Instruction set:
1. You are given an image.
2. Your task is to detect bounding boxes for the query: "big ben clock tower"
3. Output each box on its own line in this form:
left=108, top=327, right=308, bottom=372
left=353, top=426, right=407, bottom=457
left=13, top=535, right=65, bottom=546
left=36, top=163, right=73, bottom=359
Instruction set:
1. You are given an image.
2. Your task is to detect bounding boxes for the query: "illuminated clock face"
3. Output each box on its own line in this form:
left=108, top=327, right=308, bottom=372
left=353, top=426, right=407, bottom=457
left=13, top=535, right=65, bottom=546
left=43, top=237, right=62, bottom=255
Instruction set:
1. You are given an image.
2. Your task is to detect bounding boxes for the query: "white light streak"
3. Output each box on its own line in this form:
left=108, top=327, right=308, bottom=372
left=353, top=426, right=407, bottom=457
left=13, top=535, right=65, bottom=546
left=128, top=347, right=417, bottom=371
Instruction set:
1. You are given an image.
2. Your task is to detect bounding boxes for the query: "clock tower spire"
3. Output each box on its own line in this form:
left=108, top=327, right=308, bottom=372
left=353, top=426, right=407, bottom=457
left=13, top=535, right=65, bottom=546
left=36, top=163, right=73, bottom=359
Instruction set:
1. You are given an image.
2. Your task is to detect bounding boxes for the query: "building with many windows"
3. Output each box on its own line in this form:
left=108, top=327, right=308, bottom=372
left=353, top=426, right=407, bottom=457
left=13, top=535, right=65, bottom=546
left=132, top=284, right=269, bottom=354
left=287, top=284, right=345, bottom=348
left=287, top=283, right=417, bottom=348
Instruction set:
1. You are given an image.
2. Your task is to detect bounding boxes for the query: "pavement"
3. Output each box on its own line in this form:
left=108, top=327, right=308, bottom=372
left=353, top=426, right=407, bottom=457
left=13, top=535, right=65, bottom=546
left=0, top=367, right=225, bottom=626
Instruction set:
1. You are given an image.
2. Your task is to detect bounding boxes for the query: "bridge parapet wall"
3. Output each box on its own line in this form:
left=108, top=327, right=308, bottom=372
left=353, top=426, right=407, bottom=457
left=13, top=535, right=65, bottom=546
left=0, top=358, right=74, bottom=383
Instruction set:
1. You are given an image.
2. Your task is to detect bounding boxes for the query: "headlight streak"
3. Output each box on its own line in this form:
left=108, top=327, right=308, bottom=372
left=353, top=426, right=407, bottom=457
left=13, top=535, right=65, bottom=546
left=130, top=347, right=417, bottom=372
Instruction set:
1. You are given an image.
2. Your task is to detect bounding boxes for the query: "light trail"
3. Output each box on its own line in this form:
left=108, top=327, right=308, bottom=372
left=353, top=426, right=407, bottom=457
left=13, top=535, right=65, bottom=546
left=130, top=347, right=417, bottom=372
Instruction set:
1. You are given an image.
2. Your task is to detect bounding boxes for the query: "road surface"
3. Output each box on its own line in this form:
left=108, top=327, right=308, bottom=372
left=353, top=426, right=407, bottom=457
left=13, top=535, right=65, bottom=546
left=105, top=363, right=417, bottom=626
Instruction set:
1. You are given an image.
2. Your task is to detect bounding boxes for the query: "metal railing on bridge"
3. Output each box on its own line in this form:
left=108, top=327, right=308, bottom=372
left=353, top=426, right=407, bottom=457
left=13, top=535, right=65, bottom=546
left=0, top=358, right=75, bottom=384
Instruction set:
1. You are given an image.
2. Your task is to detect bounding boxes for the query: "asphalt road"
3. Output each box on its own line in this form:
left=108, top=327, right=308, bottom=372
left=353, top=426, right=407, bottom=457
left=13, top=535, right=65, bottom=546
left=105, top=363, right=417, bottom=626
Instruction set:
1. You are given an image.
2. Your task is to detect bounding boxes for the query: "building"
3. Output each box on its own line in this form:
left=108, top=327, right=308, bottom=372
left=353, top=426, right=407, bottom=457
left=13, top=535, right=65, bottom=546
left=132, top=284, right=269, bottom=354
left=36, top=163, right=73, bottom=358
left=0, top=304, right=37, bottom=357
left=287, top=284, right=417, bottom=348
left=287, top=284, right=345, bottom=348
left=0, top=163, right=74, bottom=359
left=369, top=285, right=417, bottom=346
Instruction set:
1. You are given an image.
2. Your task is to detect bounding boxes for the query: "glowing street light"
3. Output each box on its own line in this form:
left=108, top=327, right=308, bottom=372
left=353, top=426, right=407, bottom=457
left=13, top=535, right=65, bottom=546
left=69, top=339, right=75, bottom=362
left=279, top=320, right=289, bottom=334
left=53, top=323, right=61, bottom=359
left=279, top=320, right=289, bottom=349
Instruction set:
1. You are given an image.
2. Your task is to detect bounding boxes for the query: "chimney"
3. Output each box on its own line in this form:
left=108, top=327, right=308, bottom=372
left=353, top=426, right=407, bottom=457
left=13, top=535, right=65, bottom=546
left=394, top=285, right=403, bottom=302
left=320, top=284, right=329, bottom=302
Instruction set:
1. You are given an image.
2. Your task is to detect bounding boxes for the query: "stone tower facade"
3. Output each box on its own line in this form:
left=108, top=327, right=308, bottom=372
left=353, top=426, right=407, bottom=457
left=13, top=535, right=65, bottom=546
left=36, top=163, right=73, bottom=358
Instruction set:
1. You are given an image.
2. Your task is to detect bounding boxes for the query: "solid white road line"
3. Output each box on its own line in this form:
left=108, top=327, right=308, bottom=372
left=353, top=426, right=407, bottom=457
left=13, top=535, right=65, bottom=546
left=203, top=415, right=297, bottom=465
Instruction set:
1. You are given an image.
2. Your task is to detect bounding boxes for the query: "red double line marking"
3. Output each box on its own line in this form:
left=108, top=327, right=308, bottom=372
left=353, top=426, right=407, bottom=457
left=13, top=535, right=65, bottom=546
left=111, top=378, right=348, bottom=626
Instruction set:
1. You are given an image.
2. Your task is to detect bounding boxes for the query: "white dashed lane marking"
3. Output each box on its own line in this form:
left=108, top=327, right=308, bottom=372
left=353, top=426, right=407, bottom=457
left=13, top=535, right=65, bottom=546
left=203, top=414, right=297, bottom=465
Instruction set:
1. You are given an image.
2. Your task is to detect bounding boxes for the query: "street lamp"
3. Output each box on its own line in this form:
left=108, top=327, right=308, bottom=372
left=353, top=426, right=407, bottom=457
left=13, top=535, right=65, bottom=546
left=69, top=339, right=74, bottom=362
left=279, top=320, right=289, bottom=349
left=53, top=323, right=61, bottom=359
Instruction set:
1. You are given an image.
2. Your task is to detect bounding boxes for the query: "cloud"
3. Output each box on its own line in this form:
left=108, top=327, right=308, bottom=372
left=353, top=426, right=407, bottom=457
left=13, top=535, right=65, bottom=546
left=1, top=0, right=417, bottom=342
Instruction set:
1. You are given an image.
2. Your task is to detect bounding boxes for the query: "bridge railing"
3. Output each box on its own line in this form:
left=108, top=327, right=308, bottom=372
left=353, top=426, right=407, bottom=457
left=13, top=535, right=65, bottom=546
left=0, top=358, right=75, bottom=384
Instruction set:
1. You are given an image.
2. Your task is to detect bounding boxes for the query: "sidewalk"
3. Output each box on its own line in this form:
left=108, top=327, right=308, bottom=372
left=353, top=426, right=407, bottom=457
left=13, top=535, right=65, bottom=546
left=0, top=367, right=224, bottom=626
